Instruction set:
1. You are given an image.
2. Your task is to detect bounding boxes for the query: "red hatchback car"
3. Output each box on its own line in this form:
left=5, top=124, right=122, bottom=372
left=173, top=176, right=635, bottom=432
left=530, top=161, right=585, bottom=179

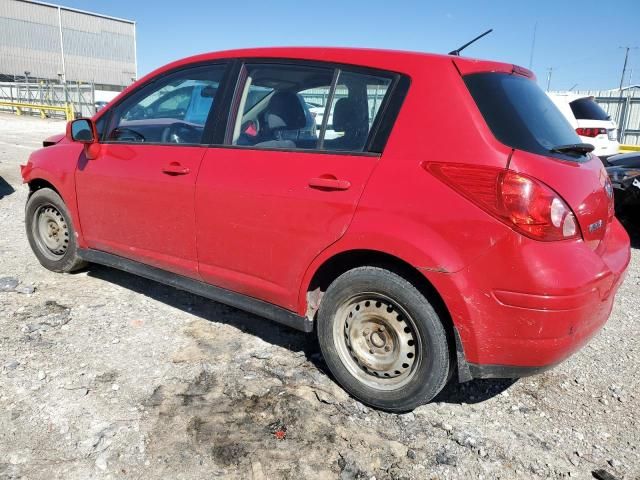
left=21, top=48, right=630, bottom=411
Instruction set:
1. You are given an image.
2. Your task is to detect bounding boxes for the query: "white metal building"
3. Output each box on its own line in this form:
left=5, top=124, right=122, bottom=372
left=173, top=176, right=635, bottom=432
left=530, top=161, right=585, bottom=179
left=0, top=0, right=136, bottom=88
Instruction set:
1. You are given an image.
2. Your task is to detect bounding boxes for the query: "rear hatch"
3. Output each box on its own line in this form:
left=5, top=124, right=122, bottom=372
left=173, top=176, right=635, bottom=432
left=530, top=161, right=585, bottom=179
left=570, top=96, right=618, bottom=141
left=463, top=70, right=614, bottom=251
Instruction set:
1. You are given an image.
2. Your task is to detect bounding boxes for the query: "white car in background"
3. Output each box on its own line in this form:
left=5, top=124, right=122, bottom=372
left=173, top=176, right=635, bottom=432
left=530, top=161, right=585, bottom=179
left=306, top=101, right=340, bottom=139
left=547, top=92, right=620, bottom=159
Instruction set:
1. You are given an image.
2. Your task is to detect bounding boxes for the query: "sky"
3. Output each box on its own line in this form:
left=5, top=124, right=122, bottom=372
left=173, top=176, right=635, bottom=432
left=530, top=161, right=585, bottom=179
left=55, top=0, right=640, bottom=91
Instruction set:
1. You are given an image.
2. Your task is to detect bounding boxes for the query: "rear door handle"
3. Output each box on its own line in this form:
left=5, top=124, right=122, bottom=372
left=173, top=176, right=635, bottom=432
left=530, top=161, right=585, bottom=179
left=308, top=176, right=351, bottom=191
left=162, top=162, right=190, bottom=176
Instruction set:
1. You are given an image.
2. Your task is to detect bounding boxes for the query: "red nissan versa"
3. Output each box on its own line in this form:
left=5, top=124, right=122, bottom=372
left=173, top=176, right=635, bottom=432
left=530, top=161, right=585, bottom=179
left=20, top=48, right=630, bottom=411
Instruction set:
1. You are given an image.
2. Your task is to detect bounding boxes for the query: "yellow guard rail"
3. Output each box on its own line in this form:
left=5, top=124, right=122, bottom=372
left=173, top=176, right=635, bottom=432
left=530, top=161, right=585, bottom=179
left=0, top=101, right=74, bottom=121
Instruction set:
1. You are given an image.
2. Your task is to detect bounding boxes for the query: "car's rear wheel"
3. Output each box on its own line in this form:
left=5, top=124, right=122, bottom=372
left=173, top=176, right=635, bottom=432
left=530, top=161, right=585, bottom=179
left=25, top=188, right=87, bottom=273
left=317, top=267, right=450, bottom=412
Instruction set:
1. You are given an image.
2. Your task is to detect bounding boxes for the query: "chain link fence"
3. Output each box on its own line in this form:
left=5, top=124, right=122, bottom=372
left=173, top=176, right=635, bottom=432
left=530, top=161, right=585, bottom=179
left=0, top=80, right=96, bottom=119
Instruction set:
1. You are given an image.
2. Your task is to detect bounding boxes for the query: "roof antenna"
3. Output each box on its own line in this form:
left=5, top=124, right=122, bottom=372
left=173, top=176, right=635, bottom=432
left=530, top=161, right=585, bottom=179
left=448, top=29, right=493, bottom=56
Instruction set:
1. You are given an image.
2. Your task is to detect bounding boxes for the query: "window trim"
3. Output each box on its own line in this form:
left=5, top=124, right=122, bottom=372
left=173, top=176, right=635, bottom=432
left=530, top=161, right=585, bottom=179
left=204, top=143, right=381, bottom=157
left=367, top=74, right=411, bottom=153
left=316, top=68, right=340, bottom=150
left=95, top=57, right=410, bottom=154
left=98, top=60, right=232, bottom=147
left=221, top=58, right=408, bottom=155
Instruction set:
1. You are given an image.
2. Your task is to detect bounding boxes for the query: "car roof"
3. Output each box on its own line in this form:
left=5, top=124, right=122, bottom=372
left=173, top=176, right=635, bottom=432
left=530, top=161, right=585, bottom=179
left=142, top=47, right=520, bottom=82
left=547, top=92, right=593, bottom=103
left=95, top=47, right=527, bottom=123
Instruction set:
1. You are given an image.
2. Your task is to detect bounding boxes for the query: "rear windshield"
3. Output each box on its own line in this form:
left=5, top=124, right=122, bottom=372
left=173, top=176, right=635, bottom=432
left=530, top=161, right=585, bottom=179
left=464, top=73, right=583, bottom=159
left=569, top=97, right=610, bottom=121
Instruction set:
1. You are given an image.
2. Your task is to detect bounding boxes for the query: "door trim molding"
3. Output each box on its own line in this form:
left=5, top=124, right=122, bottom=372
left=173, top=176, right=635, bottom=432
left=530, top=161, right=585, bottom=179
left=78, top=248, right=313, bottom=332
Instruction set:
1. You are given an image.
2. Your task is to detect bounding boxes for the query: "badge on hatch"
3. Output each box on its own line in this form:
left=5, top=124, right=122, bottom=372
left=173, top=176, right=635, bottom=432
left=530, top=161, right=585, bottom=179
left=588, top=219, right=604, bottom=233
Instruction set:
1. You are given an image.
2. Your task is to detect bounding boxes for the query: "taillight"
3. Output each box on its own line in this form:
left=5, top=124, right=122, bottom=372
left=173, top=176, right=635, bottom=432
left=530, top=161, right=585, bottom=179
left=576, top=127, right=606, bottom=137
left=425, top=163, right=581, bottom=241
left=600, top=166, right=615, bottom=221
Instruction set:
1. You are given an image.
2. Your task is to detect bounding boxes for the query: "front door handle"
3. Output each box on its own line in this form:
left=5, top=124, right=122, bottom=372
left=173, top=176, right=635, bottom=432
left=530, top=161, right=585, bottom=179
left=308, top=175, right=351, bottom=191
left=162, top=162, right=190, bottom=176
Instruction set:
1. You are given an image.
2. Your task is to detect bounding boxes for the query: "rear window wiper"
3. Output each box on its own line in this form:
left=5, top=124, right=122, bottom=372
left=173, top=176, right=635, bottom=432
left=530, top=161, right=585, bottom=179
left=550, top=143, right=595, bottom=155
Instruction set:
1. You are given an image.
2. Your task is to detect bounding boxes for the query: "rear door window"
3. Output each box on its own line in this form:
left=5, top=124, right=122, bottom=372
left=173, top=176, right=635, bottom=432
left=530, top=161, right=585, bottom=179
left=569, top=97, right=610, bottom=121
left=464, top=73, right=584, bottom=160
left=228, top=62, right=395, bottom=153
left=322, top=71, right=391, bottom=152
left=230, top=64, right=333, bottom=150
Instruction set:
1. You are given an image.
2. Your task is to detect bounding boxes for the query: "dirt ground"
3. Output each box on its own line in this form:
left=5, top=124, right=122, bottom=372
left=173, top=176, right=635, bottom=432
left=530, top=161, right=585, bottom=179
left=0, top=113, right=638, bottom=480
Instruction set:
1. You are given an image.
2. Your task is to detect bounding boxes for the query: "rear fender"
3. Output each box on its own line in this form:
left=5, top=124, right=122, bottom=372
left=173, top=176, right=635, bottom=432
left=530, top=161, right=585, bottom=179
left=297, top=213, right=510, bottom=317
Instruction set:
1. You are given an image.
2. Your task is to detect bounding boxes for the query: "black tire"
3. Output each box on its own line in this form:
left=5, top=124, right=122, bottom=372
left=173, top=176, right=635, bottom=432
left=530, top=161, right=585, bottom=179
left=317, top=267, right=450, bottom=412
left=25, top=188, right=87, bottom=273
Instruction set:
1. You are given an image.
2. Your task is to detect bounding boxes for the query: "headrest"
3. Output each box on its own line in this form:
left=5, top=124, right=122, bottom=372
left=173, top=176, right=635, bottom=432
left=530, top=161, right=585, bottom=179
left=265, top=91, right=307, bottom=130
left=332, top=97, right=368, bottom=134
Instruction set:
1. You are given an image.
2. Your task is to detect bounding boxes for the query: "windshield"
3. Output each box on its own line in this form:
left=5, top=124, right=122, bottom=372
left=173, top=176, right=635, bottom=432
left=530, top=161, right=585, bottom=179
left=570, top=97, right=610, bottom=121
left=464, top=73, right=584, bottom=159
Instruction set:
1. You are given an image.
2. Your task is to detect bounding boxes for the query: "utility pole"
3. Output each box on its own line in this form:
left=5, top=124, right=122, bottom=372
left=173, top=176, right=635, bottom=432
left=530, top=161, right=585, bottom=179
left=616, top=46, right=637, bottom=135
left=546, top=67, right=553, bottom=91
left=528, top=22, right=537, bottom=70
left=58, top=6, right=68, bottom=106
left=618, top=47, right=632, bottom=92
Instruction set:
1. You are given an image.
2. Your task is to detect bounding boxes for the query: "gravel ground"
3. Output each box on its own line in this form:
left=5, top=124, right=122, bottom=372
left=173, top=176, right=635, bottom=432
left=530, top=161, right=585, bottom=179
left=0, top=113, right=638, bottom=480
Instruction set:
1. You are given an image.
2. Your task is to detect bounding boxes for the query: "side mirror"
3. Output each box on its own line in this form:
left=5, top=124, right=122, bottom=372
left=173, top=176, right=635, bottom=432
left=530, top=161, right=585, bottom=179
left=68, top=119, right=96, bottom=143
left=201, top=86, right=217, bottom=98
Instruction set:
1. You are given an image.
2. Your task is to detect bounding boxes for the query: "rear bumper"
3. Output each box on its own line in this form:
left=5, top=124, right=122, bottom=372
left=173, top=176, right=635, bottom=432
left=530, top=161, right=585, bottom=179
left=468, top=362, right=557, bottom=379
left=592, top=142, right=620, bottom=158
left=431, top=219, right=630, bottom=379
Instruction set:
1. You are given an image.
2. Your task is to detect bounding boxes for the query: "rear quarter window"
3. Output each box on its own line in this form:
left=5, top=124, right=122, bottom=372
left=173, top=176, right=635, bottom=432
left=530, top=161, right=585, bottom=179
left=464, top=73, right=584, bottom=160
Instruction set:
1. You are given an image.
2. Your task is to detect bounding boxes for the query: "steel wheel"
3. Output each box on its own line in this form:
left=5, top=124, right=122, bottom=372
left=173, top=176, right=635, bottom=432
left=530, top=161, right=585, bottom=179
left=32, top=204, right=70, bottom=259
left=333, top=293, right=422, bottom=390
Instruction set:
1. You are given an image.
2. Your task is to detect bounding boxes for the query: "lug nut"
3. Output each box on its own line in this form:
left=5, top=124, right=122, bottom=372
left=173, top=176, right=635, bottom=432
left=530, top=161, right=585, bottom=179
left=384, top=346, right=391, bottom=352
left=378, top=325, right=385, bottom=332
left=363, top=329, right=370, bottom=336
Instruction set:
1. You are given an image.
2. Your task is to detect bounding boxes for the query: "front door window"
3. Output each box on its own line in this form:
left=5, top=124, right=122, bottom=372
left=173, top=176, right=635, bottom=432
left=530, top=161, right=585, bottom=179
left=105, top=65, right=226, bottom=144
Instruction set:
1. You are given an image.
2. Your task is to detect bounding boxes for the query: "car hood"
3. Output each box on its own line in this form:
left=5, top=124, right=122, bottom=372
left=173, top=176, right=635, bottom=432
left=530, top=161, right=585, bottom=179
left=606, top=152, right=640, bottom=169
left=43, top=133, right=66, bottom=147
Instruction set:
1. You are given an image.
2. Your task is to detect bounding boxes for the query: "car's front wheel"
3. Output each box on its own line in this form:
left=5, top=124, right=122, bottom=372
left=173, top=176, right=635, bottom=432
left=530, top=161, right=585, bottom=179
left=317, top=267, right=450, bottom=412
left=25, top=188, right=87, bottom=273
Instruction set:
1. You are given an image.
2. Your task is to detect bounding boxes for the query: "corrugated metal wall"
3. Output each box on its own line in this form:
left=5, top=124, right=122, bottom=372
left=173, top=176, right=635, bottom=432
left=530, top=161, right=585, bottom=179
left=0, top=0, right=136, bottom=87
left=551, top=88, right=640, bottom=145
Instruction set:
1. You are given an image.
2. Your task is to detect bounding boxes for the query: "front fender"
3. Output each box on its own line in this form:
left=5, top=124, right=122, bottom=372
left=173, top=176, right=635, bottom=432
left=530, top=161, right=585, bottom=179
left=21, top=143, right=87, bottom=248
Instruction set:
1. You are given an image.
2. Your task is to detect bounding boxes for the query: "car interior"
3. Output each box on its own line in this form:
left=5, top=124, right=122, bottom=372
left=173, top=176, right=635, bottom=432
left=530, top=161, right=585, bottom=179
left=232, top=66, right=380, bottom=152
left=107, top=79, right=219, bottom=144
left=104, top=64, right=390, bottom=151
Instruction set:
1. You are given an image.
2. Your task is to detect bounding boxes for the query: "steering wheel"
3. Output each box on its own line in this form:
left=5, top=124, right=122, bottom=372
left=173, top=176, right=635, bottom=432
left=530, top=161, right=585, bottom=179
left=164, top=122, right=201, bottom=144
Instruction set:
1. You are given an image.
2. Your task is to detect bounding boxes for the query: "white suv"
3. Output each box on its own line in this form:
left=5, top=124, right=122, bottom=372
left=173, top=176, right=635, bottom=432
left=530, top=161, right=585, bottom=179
left=547, top=93, right=620, bottom=159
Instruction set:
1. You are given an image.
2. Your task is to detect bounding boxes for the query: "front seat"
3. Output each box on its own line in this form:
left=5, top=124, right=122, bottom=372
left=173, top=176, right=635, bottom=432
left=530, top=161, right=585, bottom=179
left=256, top=91, right=307, bottom=147
left=326, top=97, right=369, bottom=151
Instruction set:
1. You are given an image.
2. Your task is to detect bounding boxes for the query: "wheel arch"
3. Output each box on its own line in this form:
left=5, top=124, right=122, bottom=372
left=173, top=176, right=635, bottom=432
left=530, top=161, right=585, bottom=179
left=25, top=173, right=87, bottom=249
left=28, top=178, right=62, bottom=198
left=302, top=248, right=456, bottom=355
